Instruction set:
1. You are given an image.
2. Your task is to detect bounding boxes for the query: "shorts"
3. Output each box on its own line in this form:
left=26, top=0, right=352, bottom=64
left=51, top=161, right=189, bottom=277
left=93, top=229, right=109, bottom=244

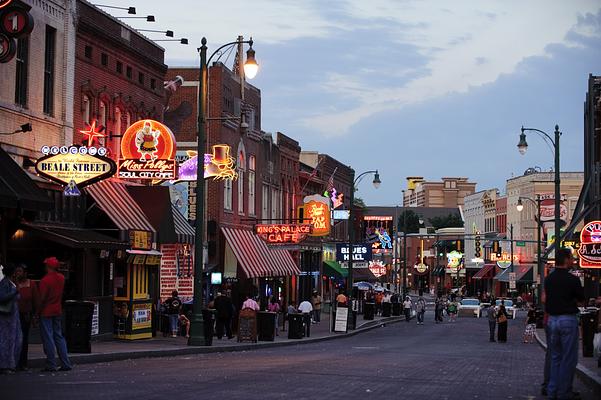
left=524, top=323, right=536, bottom=335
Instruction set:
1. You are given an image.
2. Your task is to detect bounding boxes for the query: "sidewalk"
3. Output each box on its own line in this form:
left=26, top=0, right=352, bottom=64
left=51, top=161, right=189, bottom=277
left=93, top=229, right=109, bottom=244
left=535, top=328, right=601, bottom=390
left=27, top=312, right=404, bottom=368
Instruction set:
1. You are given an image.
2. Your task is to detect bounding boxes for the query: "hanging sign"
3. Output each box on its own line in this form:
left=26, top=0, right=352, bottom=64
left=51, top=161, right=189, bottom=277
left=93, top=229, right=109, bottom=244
left=368, top=260, right=387, bottom=277
left=117, top=119, right=177, bottom=180
left=414, top=263, right=428, bottom=274
left=303, top=194, right=331, bottom=236
left=578, top=221, right=601, bottom=268
left=35, top=145, right=115, bottom=188
left=490, top=252, right=518, bottom=269
left=255, top=224, right=312, bottom=245
left=336, top=244, right=372, bottom=262
left=446, top=251, right=463, bottom=273
left=129, top=230, right=152, bottom=251
left=204, top=145, right=237, bottom=180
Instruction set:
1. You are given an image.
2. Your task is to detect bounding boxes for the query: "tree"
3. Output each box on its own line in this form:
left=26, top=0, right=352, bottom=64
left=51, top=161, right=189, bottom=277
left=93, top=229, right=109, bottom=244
left=397, top=210, right=421, bottom=233
left=429, top=213, right=464, bottom=230
left=353, top=197, right=366, bottom=208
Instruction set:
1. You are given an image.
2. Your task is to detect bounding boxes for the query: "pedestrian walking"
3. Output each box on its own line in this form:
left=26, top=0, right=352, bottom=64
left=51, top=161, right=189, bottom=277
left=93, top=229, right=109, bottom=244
left=164, top=290, right=183, bottom=338
left=336, top=291, right=348, bottom=307
left=15, top=264, right=38, bottom=370
left=0, top=263, right=22, bottom=374
left=497, top=301, right=509, bottom=343
left=311, top=291, right=322, bottom=323
left=545, top=248, right=584, bottom=400
left=416, top=290, right=426, bottom=325
left=435, top=295, right=444, bottom=323
left=298, top=299, right=313, bottom=336
left=403, top=296, right=412, bottom=322
left=523, top=304, right=536, bottom=344
left=486, top=304, right=496, bottom=342
left=38, top=257, right=72, bottom=372
left=375, top=291, right=384, bottom=315
left=214, top=292, right=234, bottom=339
left=448, top=298, right=458, bottom=323
left=267, top=296, right=281, bottom=336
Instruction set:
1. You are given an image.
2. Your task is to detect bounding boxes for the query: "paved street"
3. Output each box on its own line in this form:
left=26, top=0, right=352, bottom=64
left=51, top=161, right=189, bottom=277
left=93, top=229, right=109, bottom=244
left=3, top=313, right=599, bottom=400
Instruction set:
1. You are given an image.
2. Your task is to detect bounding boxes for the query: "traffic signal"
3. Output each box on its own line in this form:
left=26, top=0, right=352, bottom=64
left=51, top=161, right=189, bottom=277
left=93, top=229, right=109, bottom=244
left=493, top=240, right=501, bottom=257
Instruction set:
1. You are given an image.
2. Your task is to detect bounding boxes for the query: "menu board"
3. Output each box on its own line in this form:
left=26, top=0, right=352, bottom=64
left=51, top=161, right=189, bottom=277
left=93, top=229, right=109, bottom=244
left=334, top=307, right=349, bottom=332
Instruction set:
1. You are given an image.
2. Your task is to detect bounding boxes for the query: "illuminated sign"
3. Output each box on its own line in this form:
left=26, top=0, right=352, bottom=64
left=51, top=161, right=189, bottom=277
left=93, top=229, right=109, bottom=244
left=255, top=224, right=312, bottom=245
left=129, top=230, right=152, bottom=251
left=0, top=1, right=14, bottom=9
left=414, top=263, right=428, bottom=274
left=333, top=209, right=350, bottom=220
left=446, top=251, right=463, bottom=273
left=35, top=145, right=115, bottom=188
left=117, top=119, right=177, bottom=180
left=368, top=260, right=387, bottom=277
left=364, top=216, right=393, bottom=221
left=579, top=221, right=601, bottom=268
left=303, top=194, right=331, bottom=236
left=204, top=145, right=237, bottom=180
left=538, top=193, right=568, bottom=222
left=80, top=121, right=105, bottom=147
left=367, top=227, right=392, bottom=250
left=324, top=187, right=344, bottom=209
left=211, top=272, right=222, bottom=285
left=335, top=244, right=372, bottom=262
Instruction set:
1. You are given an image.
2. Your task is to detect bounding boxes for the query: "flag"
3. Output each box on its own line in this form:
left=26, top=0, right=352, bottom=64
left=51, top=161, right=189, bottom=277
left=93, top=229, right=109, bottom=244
left=326, top=167, right=337, bottom=193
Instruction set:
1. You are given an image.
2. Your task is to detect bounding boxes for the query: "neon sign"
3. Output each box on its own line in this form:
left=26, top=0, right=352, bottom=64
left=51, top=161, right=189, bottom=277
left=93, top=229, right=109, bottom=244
left=368, top=260, right=387, bottom=277
left=446, top=251, right=463, bottom=273
left=490, top=252, right=518, bottom=269
left=255, top=224, right=312, bottom=245
left=303, top=195, right=331, bottom=237
left=324, top=187, right=344, bottom=209
left=80, top=121, right=105, bottom=147
left=204, top=144, right=237, bottom=180
left=117, top=119, right=177, bottom=180
left=579, top=221, right=601, bottom=268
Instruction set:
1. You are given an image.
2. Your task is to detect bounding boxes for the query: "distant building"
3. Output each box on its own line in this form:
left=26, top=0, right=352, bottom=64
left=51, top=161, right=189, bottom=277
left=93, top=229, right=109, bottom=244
left=463, top=189, right=499, bottom=269
left=403, top=177, right=476, bottom=208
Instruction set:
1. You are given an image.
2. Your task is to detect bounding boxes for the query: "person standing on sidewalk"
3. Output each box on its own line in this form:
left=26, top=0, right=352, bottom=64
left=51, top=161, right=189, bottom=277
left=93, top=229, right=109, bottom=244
left=311, top=291, right=322, bottom=323
left=0, top=263, right=21, bottom=374
left=497, top=301, right=509, bottom=342
left=38, top=257, right=72, bottom=372
left=214, top=292, right=233, bottom=340
left=545, top=248, right=584, bottom=400
left=164, top=290, right=183, bottom=338
left=267, top=296, right=281, bottom=336
left=486, top=304, right=497, bottom=342
left=15, top=264, right=38, bottom=370
left=403, top=296, right=412, bottom=322
left=434, top=295, right=443, bottom=323
left=416, top=290, right=426, bottom=325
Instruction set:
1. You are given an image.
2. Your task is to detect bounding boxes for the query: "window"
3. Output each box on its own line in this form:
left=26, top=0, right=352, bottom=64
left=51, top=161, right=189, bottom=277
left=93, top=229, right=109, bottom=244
left=99, top=101, right=107, bottom=127
left=237, top=170, right=244, bottom=214
left=262, top=185, right=270, bottom=220
left=84, top=45, right=92, bottom=59
left=150, top=78, right=156, bottom=90
left=125, top=112, right=131, bottom=129
left=114, top=107, right=122, bottom=135
left=224, top=179, right=232, bottom=211
left=248, top=156, right=256, bottom=216
left=43, top=26, right=56, bottom=115
left=82, top=95, right=90, bottom=124
left=101, top=52, right=108, bottom=66
left=14, top=37, right=29, bottom=107
left=271, top=189, right=278, bottom=219
left=116, top=61, right=123, bottom=74
left=126, top=66, right=132, bottom=79
left=138, top=72, right=144, bottom=85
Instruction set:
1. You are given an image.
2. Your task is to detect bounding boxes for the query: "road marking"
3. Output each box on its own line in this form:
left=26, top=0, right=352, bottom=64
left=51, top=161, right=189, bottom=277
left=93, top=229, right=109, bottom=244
left=55, top=381, right=118, bottom=385
left=352, top=346, right=379, bottom=350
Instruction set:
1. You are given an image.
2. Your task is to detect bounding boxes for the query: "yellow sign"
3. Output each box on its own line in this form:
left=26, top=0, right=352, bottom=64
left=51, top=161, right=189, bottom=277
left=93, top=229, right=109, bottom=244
left=303, top=195, right=331, bottom=237
left=131, top=303, right=152, bottom=330
left=129, top=230, right=152, bottom=250
left=35, top=151, right=116, bottom=187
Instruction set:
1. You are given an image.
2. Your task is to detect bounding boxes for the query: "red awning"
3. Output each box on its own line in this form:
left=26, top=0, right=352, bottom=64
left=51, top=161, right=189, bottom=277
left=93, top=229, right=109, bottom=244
left=222, top=226, right=300, bottom=278
left=472, top=263, right=495, bottom=280
left=86, top=180, right=155, bottom=233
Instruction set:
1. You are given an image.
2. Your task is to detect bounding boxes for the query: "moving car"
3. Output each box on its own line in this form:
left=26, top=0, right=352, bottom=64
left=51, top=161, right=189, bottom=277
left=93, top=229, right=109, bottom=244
left=495, top=299, right=517, bottom=319
left=458, top=298, right=481, bottom=317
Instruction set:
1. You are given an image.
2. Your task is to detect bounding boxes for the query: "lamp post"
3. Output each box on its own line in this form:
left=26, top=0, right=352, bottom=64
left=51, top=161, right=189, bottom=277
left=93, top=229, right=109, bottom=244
left=517, top=125, right=562, bottom=256
left=348, top=170, right=380, bottom=312
left=189, top=37, right=258, bottom=346
left=517, top=196, right=543, bottom=305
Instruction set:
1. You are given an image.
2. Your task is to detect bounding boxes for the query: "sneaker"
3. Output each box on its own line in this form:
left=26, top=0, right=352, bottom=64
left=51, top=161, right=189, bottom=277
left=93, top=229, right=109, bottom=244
left=40, top=367, right=56, bottom=373
left=171, top=334, right=177, bottom=338
left=58, top=366, right=72, bottom=372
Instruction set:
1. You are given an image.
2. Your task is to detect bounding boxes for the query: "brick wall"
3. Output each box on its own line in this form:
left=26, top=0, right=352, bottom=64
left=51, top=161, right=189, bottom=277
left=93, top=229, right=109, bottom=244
left=160, top=244, right=194, bottom=302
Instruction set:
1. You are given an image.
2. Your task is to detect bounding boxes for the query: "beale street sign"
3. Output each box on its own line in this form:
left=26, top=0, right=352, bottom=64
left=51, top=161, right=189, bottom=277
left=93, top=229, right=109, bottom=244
left=255, top=224, right=312, bottom=245
left=579, top=220, right=601, bottom=269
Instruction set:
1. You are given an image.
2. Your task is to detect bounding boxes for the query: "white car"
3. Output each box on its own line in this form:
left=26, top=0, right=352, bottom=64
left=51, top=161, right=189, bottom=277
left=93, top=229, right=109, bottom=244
left=495, top=299, right=517, bottom=319
left=458, top=298, right=481, bottom=318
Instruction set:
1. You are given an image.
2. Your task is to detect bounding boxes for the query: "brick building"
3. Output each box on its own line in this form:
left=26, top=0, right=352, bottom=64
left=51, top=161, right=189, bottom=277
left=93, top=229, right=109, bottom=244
left=403, top=177, right=477, bottom=208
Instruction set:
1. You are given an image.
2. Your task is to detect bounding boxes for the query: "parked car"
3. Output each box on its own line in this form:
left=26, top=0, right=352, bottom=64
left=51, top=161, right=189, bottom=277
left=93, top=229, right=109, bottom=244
left=495, top=299, right=517, bottom=319
left=458, top=298, right=481, bottom=318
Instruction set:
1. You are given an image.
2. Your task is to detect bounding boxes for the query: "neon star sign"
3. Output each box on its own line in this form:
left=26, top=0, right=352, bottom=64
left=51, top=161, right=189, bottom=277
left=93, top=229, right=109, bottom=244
left=80, top=121, right=106, bottom=147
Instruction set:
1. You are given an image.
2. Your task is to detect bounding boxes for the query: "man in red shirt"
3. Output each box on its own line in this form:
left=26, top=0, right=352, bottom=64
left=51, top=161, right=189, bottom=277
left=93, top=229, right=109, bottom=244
left=38, top=257, right=72, bottom=372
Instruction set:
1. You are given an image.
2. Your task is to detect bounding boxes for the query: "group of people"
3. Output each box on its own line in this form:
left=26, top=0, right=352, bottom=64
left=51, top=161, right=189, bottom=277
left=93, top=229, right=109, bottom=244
left=0, top=257, right=72, bottom=374
left=434, top=293, right=459, bottom=323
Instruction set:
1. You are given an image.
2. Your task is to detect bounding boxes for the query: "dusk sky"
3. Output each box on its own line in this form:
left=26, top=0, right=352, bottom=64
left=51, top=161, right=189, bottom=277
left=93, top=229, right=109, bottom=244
left=120, top=0, right=601, bottom=205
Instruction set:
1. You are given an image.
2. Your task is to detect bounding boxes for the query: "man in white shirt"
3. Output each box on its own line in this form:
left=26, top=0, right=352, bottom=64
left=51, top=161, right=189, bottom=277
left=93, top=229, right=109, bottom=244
left=298, top=300, right=313, bottom=314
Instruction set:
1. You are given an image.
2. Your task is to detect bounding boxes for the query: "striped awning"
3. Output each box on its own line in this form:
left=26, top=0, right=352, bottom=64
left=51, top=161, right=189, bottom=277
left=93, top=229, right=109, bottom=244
left=171, top=204, right=194, bottom=244
left=222, top=226, right=300, bottom=278
left=86, top=180, right=155, bottom=233
left=472, top=263, right=495, bottom=280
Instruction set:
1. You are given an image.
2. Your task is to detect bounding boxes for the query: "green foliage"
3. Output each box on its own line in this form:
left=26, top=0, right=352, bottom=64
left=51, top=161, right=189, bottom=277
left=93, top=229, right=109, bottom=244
left=397, top=210, right=421, bottom=233
left=428, top=213, right=464, bottom=230
left=353, top=197, right=366, bottom=208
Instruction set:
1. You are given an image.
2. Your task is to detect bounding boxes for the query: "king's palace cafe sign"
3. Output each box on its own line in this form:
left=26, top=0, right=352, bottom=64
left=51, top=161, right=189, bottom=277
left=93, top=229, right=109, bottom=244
left=255, top=224, right=312, bottom=245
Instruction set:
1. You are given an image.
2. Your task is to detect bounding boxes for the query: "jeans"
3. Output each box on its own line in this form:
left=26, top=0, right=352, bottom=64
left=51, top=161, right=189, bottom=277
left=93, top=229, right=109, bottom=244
left=417, top=311, right=424, bottom=323
left=215, top=317, right=232, bottom=339
left=404, top=308, right=411, bottom=322
left=542, top=325, right=551, bottom=390
left=40, top=316, right=72, bottom=370
left=168, top=314, right=179, bottom=334
left=547, top=314, right=579, bottom=399
left=18, top=312, right=31, bottom=369
left=488, top=320, right=496, bottom=341
left=313, top=309, right=321, bottom=323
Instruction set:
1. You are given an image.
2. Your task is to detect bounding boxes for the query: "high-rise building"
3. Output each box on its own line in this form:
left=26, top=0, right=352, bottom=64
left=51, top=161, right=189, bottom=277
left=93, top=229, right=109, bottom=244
left=403, top=177, right=477, bottom=208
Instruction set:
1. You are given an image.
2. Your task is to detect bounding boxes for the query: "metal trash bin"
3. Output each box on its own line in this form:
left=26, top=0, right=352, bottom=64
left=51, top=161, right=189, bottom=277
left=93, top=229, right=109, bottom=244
left=392, top=302, right=401, bottom=316
left=382, top=302, right=392, bottom=317
left=64, top=300, right=95, bottom=353
left=202, top=309, right=215, bottom=346
left=581, top=310, right=598, bottom=358
left=535, top=308, right=545, bottom=329
left=348, top=310, right=357, bottom=330
left=257, top=311, right=276, bottom=341
left=288, top=313, right=304, bottom=339
left=363, top=302, right=375, bottom=320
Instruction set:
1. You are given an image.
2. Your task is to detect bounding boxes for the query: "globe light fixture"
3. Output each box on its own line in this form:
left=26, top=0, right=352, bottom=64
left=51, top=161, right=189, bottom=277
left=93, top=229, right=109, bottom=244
left=517, top=127, right=528, bottom=155
left=372, top=171, right=381, bottom=189
left=516, top=198, right=524, bottom=212
left=243, top=41, right=258, bottom=79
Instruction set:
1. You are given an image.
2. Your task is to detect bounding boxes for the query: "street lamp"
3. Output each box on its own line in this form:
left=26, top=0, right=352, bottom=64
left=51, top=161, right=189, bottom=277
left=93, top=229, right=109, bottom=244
left=517, top=196, right=543, bottom=305
left=189, top=37, right=258, bottom=346
left=517, top=125, right=562, bottom=259
left=348, top=170, right=381, bottom=324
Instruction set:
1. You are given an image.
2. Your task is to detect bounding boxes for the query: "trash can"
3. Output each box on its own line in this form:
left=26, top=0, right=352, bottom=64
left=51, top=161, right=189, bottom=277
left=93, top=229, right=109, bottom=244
left=364, top=302, right=375, bottom=320
left=581, top=310, right=598, bottom=358
left=64, top=300, right=95, bottom=353
left=288, top=313, right=304, bottom=339
left=535, top=308, right=545, bottom=329
left=382, top=302, right=392, bottom=317
left=392, top=302, right=401, bottom=316
left=202, top=309, right=215, bottom=346
left=348, top=310, right=357, bottom=330
left=257, top=311, right=276, bottom=341
left=302, top=313, right=312, bottom=337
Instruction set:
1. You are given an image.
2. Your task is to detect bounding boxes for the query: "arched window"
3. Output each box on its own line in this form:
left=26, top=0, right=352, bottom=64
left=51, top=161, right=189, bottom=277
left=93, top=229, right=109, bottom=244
left=125, top=111, right=131, bottom=128
left=83, top=95, right=90, bottom=124
left=99, top=101, right=107, bottom=127
left=114, top=107, right=122, bottom=135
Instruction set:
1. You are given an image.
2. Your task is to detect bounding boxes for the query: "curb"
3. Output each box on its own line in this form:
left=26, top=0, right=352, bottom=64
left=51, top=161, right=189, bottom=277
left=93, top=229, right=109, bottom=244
left=534, top=329, right=601, bottom=390
left=28, top=316, right=406, bottom=368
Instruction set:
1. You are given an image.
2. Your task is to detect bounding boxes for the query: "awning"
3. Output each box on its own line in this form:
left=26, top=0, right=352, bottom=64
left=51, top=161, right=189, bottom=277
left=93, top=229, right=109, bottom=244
left=22, top=223, right=127, bottom=249
left=172, top=204, right=194, bottom=244
left=0, top=146, right=52, bottom=211
left=494, top=265, right=534, bottom=282
left=86, top=180, right=155, bottom=233
left=222, top=227, right=300, bottom=278
left=323, top=260, right=347, bottom=278
left=127, top=249, right=163, bottom=265
left=472, top=264, right=495, bottom=280
left=353, top=268, right=377, bottom=281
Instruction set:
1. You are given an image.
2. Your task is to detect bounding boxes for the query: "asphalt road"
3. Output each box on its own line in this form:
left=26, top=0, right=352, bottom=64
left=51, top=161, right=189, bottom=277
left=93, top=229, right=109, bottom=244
left=2, top=312, right=599, bottom=400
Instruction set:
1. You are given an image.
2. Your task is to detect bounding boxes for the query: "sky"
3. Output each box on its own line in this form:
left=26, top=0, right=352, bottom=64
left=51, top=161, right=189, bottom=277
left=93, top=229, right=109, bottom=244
left=117, top=0, right=601, bottom=205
